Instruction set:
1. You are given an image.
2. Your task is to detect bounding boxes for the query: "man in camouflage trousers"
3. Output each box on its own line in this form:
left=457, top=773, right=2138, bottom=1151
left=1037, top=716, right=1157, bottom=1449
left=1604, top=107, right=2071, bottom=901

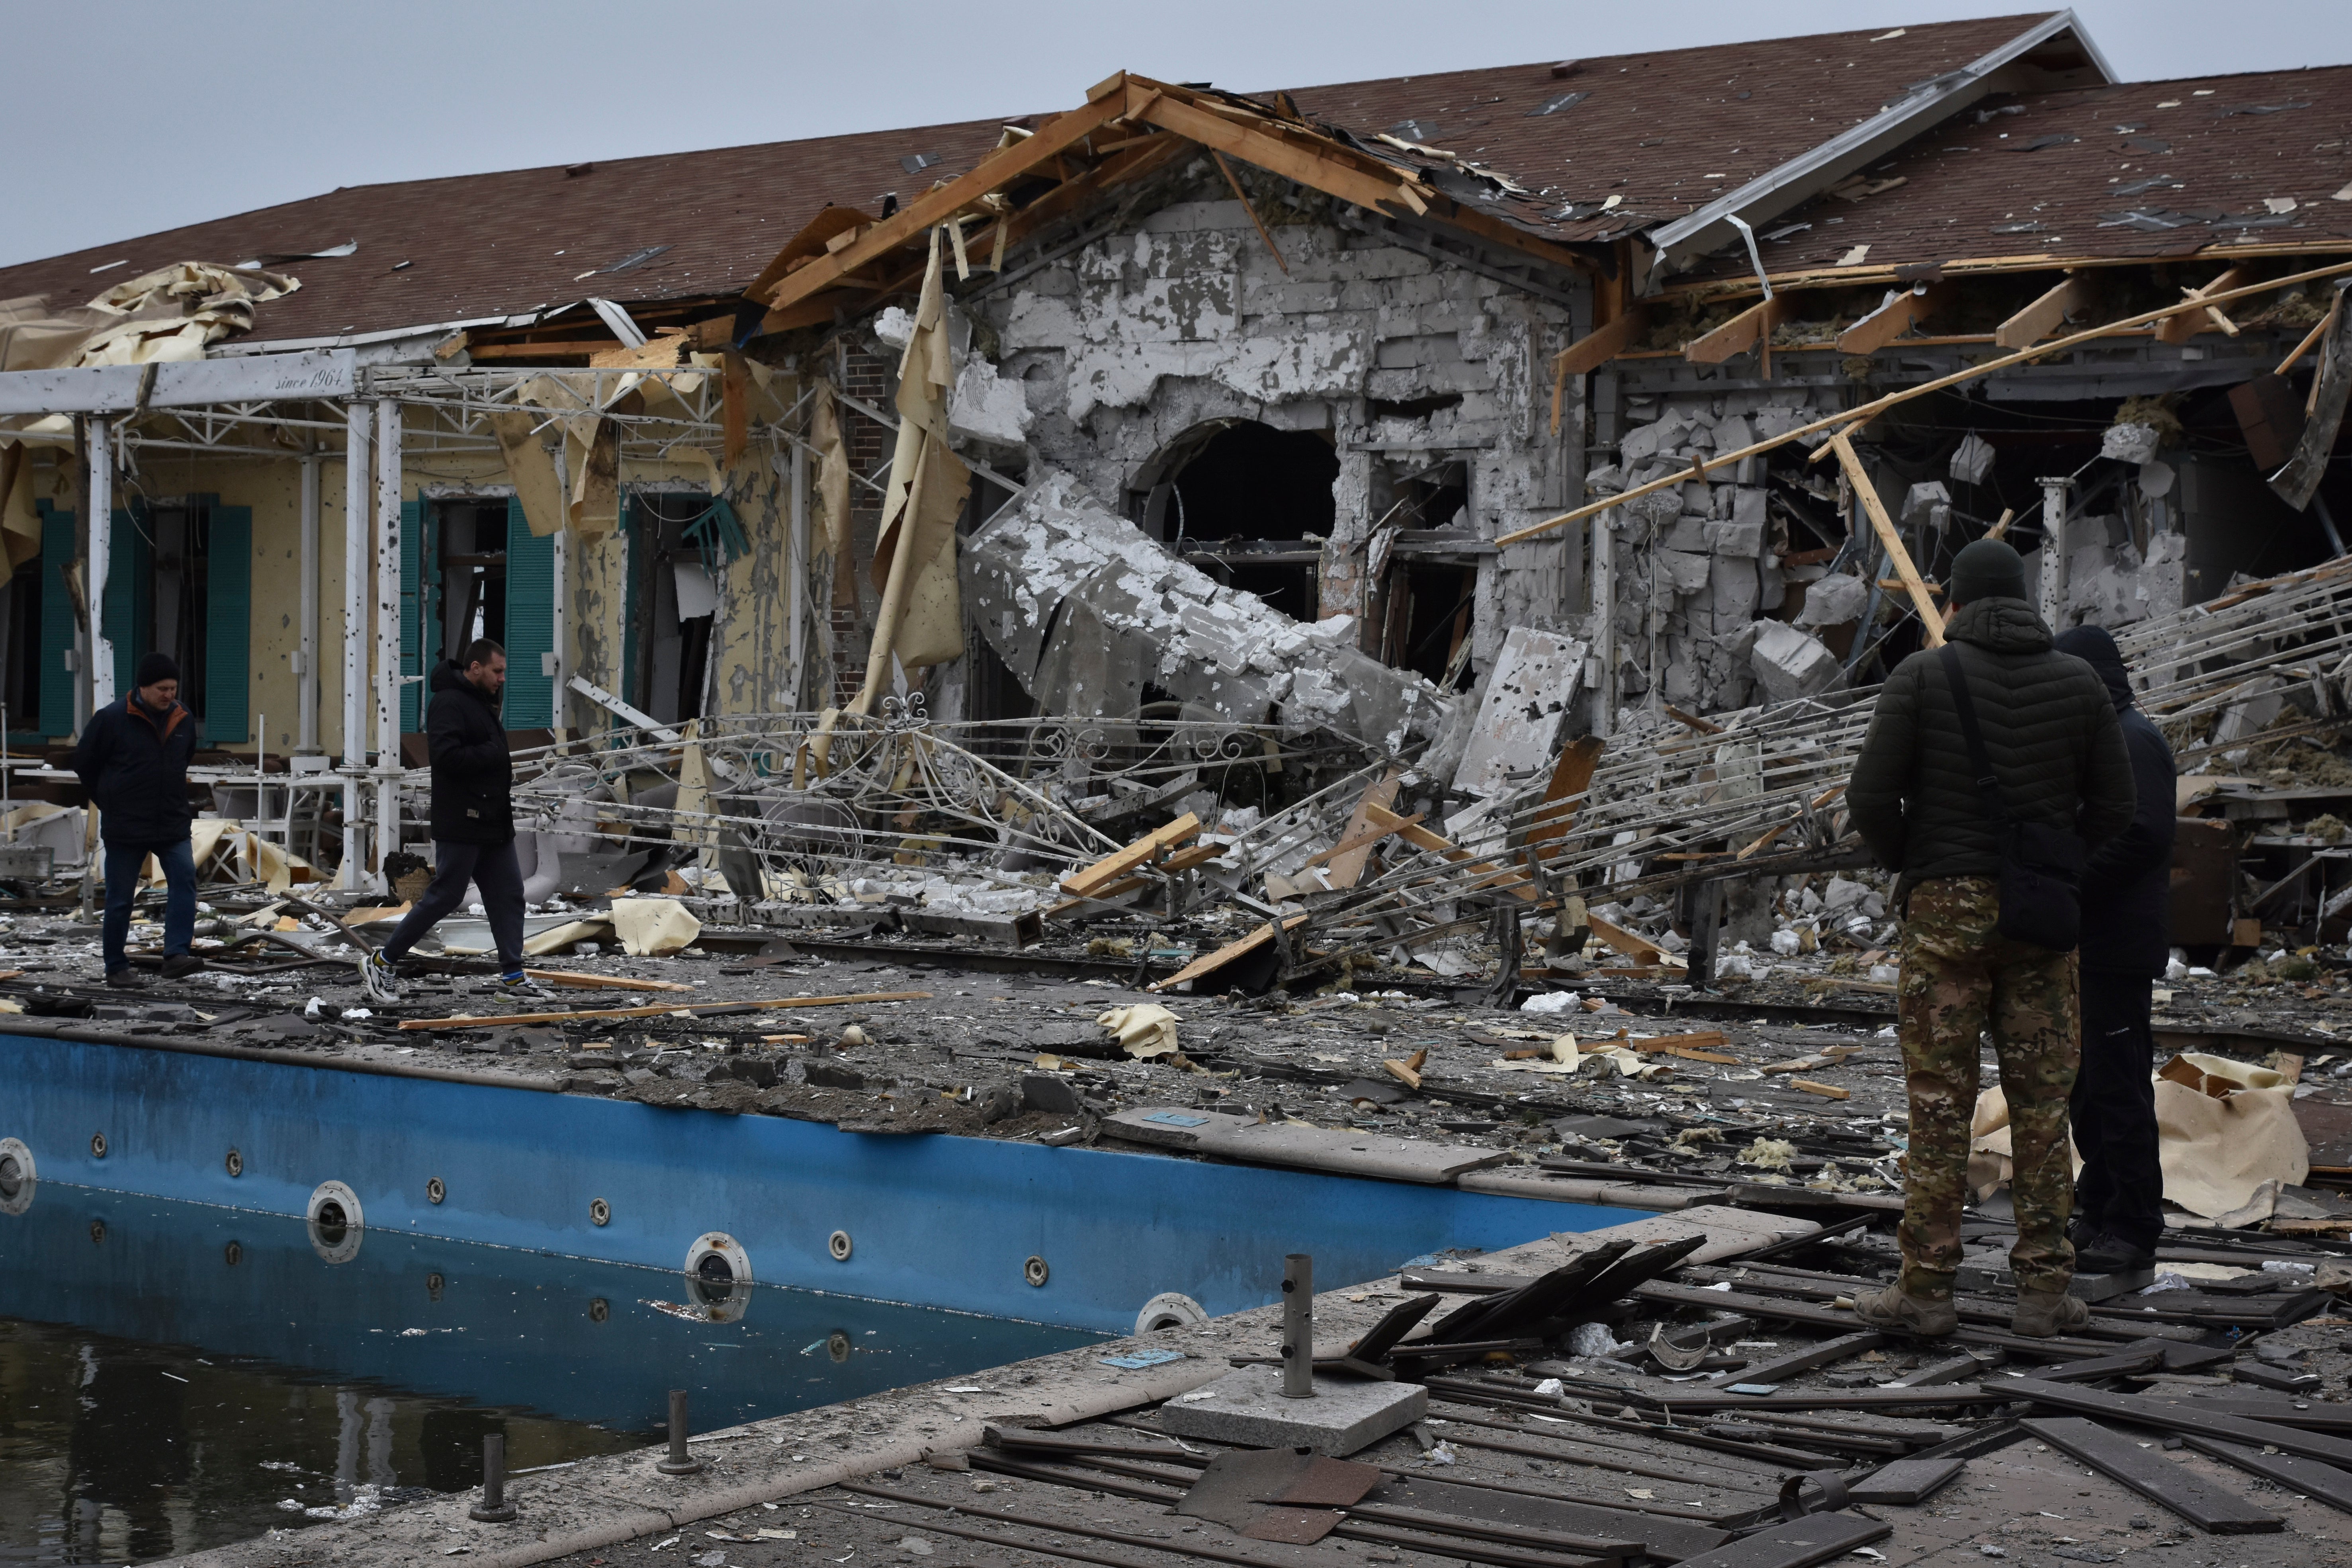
left=1846, top=538, right=2134, bottom=1338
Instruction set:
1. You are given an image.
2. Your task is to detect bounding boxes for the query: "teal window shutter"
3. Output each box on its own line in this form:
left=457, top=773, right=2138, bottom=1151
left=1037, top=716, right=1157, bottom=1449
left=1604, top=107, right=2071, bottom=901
left=503, top=497, right=555, bottom=728
left=36, top=501, right=74, bottom=737
left=203, top=505, right=251, bottom=745
left=105, top=506, right=152, bottom=699
left=399, top=499, right=424, bottom=733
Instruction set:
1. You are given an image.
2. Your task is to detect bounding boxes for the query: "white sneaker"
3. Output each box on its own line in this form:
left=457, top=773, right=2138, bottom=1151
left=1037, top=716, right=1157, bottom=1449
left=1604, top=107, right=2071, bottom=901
left=358, top=950, right=403, bottom=1004
left=499, top=971, right=553, bottom=1001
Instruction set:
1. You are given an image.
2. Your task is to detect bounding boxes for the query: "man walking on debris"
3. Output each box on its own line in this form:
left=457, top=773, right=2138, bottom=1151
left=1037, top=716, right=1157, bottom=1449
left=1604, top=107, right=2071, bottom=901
left=1846, top=538, right=2135, bottom=1337
left=74, top=653, right=203, bottom=988
left=360, top=639, right=547, bottom=1003
left=2051, top=624, right=2177, bottom=1276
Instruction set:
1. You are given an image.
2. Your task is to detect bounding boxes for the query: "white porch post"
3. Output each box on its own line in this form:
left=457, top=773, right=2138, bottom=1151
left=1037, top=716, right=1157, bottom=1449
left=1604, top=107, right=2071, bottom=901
left=372, top=399, right=403, bottom=886
left=86, top=417, right=114, bottom=722
left=2037, top=475, right=2071, bottom=631
left=1590, top=510, right=1615, bottom=738
left=788, top=442, right=808, bottom=712
left=340, top=404, right=371, bottom=888
left=297, top=452, right=321, bottom=754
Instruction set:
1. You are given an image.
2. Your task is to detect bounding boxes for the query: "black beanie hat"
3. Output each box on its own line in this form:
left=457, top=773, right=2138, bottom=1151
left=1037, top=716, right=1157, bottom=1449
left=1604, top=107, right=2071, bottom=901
left=136, top=652, right=180, bottom=688
left=1949, top=538, right=2028, bottom=606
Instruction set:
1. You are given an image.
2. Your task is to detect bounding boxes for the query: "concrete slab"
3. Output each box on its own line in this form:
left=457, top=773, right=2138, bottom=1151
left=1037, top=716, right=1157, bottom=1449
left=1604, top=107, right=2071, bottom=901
left=1157, top=1365, right=1427, bottom=1455
left=1103, top=1107, right=1511, bottom=1184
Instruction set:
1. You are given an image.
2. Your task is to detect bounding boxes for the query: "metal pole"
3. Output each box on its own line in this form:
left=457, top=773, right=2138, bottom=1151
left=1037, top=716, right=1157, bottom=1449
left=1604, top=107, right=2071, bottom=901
left=657, top=1389, right=704, bottom=1474
left=549, top=524, right=569, bottom=737
left=788, top=441, right=808, bottom=712
left=1590, top=512, right=1614, bottom=737
left=341, top=404, right=371, bottom=889
left=1281, top=1253, right=1315, bottom=1399
left=87, top=416, right=114, bottom=721
left=372, top=400, right=403, bottom=890
left=298, top=452, right=321, bottom=755
left=467, top=1432, right=518, bottom=1523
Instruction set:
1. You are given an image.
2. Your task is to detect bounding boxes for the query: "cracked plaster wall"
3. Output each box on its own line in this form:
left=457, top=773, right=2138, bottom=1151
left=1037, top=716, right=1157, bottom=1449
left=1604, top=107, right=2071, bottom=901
left=960, top=180, right=1586, bottom=676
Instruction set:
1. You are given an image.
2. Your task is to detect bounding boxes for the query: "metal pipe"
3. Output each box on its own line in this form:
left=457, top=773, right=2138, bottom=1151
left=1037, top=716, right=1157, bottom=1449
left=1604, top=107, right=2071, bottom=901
left=86, top=417, right=114, bottom=721
left=1281, top=1252, right=1314, bottom=1399
left=657, top=1389, right=704, bottom=1474
left=2036, top=475, right=2071, bottom=630
left=468, top=1432, right=518, bottom=1523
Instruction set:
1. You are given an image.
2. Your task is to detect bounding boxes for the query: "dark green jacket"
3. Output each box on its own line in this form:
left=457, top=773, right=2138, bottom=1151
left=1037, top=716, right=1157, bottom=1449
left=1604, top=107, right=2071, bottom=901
left=1848, top=597, right=2135, bottom=886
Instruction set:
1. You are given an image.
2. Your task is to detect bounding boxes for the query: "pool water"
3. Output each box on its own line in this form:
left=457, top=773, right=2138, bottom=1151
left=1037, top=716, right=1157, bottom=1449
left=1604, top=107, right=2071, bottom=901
left=0, top=1185, right=1102, bottom=1565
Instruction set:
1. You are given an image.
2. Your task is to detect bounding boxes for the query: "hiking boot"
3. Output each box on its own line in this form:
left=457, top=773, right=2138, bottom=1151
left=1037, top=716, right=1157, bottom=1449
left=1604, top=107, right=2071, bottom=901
left=499, top=971, right=553, bottom=1001
left=2075, top=1232, right=2156, bottom=1275
left=158, top=952, right=204, bottom=980
left=2013, top=1288, right=2091, bottom=1338
left=1851, top=1282, right=1959, bottom=1337
left=104, top=968, right=147, bottom=989
left=358, top=950, right=403, bottom=1005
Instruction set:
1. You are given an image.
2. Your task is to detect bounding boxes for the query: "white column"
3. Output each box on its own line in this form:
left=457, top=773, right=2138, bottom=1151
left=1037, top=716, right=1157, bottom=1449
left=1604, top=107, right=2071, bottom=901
left=2037, top=475, right=2071, bottom=631
left=297, top=452, right=321, bottom=755
left=372, top=400, right=403, bottom=882
left=86, top=418, right=115, bottom=722
left=340, top=405, right=370, bottom=887
left=549, top=524, right=569, bottom=736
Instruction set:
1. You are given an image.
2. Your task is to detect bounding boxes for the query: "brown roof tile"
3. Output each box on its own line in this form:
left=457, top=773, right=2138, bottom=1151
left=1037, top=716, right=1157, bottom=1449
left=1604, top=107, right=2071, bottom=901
left=1684, top=63, right=2352, bottom=283
left=0, top=14, right=2065, bottom=344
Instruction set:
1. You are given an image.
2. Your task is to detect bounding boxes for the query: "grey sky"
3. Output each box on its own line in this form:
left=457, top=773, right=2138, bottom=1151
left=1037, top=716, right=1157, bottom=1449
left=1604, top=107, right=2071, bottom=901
left=4, top=0, right=2348, bottom=271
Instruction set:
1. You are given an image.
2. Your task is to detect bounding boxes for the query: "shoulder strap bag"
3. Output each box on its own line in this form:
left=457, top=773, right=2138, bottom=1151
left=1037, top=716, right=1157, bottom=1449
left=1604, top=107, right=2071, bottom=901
left=1937, top=644, right=2084, bottom=952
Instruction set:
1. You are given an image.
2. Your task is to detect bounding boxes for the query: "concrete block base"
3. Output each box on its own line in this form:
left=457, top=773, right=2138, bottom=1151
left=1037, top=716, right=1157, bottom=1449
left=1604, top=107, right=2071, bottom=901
left=1157, top=1365, right=1428, bottom=1455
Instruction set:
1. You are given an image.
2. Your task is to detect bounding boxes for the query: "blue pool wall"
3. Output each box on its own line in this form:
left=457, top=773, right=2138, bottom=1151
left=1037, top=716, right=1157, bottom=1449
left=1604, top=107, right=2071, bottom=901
left=3, top=1034, right=1615, bottom=1334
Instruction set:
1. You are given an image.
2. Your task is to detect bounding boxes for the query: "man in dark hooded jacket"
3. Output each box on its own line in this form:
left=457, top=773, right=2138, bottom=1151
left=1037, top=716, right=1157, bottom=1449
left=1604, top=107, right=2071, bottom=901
left=358, top=640, right=547, bottom=1003
left=1846, top=538, right=2136, bottom=1339
left=2052, top=624, right=2176, bottom=1274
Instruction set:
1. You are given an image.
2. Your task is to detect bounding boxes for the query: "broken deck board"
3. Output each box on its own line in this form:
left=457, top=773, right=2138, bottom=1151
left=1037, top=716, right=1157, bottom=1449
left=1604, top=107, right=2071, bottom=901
left=1103, top=1107, right=1512, bottom=1184
left=2022, top=1416, right=2282, bottom=1533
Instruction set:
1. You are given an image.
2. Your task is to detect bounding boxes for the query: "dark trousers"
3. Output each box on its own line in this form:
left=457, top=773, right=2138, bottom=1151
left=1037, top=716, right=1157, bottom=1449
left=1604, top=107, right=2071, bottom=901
left=102, top=839, right=196, bottom=974
left=381, top=839, right=526, bottom=972
left=2070, top=966, right=2165, bottom=1253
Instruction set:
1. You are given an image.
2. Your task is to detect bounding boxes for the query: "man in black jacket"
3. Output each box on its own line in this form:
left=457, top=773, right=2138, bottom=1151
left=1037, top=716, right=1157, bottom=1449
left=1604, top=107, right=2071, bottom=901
left=2052, top=624, right=2177, bottom=1274
left=73, top=652, right=203, bottom=987
left=360, top=640, right=547, bottom=1002
left=1846, top=538, right=2136, bottom=1339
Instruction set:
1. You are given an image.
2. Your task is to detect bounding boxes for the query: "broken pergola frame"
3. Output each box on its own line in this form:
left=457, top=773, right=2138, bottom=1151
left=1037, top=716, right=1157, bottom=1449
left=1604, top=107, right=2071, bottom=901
left=1508, top=256, right=2352, bottom=547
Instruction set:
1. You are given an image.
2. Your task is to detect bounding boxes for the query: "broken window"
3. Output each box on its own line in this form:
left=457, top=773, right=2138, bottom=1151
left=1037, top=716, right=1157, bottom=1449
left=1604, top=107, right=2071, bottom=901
left=622, top=492, right=718, bottom=727
left=1144, top=420, right=1339, bottom=623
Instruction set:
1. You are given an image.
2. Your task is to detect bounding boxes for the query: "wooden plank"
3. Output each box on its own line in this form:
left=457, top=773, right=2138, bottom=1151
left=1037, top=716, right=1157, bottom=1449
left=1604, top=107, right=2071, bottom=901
left=1836, top=282, right=1947, bottom=354
left=1060, top=813, right=1201, bottom=897
left=2022, top=1416, right=2281, bottom=1533
left=1994, top=271, right=2094, bottom=349
left=2156, top=266, right=2251, bottom=345
left=1136, top=89, right=1423, bottom=221
left=1146, top=915, right=1308, bottom=994
left=2007, top=1378, right=2352, bottom=1466
left=1662, top=1511, right=1889, bottom=1568
left=2182, top=1435, right=2352, bottom=1515
left=1363, top=803, right=1539, bottom=903
left=1685, top=297, right=1785, bottom=365
left=1844, top=1455, right=1967, bottom=1505
left=1321, top=769, right=1406, bottom=888
left=1554, top=308, right=1651, bottom=379
left=758, top=91, right=1128, bottom=321
left=395, top=990, right=929, bottom=1032
left=1528, top=735, right=1607, bottom=850
left=1208, top=149, right=1287, bottom=273
left=1300, top=810, right=1422, bottom=874
left=1831, top=432, right=1945, bottom=647
left=1585, top=913, right=1666, bottom=964
left=1722, top=1331, right=1886, bottom=1388
left=2280, top=295, right=2342, bottom=375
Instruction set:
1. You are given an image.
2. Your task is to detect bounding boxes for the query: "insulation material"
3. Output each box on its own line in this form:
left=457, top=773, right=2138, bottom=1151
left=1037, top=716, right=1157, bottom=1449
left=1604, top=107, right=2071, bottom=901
left=609, top=897, right=703, bottom=957
left=866, top=232, right=970, bottom=679
left=516, top=375, right=619, bottom=539
left=487, top=411, right=569, bottom=540
left=1099, top=1002, right=1180, bottom=1059
left=0, top=263, right=298, bottom=379
left=2155, top=1052, right=2309, bottom=1218
left=1451, top=628, right=1587, bottom=799
left=964, top=471, right=1459, bottom=753
left=1948, top=431, right=1996, bottom=487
